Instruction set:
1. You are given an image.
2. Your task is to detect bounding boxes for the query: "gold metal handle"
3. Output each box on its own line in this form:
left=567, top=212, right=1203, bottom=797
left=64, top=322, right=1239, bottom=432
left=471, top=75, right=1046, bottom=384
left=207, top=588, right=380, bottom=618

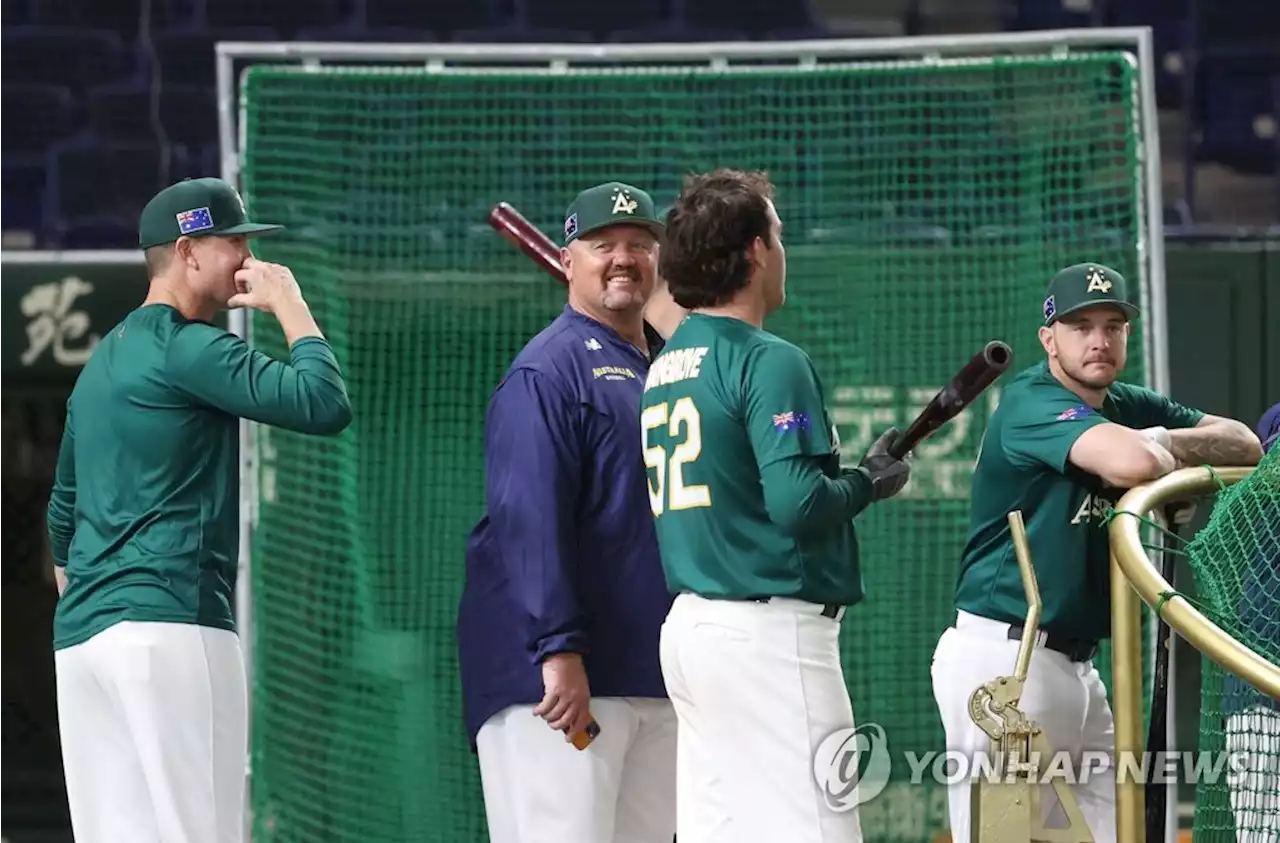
left=1007, top=510, right=1042, bottom=683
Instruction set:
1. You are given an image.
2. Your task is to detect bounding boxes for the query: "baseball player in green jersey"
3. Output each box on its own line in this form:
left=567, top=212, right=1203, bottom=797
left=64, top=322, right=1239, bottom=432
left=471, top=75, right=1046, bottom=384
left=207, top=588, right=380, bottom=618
left=640, top=169, right=912, bottom=843
left=46, top=177, right=353, bottom=843
left=930, top=262, right=1263, bottom=843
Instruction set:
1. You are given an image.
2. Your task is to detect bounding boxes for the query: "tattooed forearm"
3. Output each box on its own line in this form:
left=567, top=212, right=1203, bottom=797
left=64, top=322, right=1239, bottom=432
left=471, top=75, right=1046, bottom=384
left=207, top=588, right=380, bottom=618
left=1168, top=422, right=1263, bottom=467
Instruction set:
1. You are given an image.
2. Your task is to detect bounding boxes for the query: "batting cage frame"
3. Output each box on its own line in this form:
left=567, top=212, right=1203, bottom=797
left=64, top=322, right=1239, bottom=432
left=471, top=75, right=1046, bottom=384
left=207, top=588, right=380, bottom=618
left=1111, top=464, right=1280, bottom=843
left=216, top=27, right=1183, bottom=843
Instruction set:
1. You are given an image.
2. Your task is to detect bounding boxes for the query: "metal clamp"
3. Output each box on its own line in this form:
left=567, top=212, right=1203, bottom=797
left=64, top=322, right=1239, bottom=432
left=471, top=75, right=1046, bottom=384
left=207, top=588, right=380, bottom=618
left=967, top=510, right=1094, bottom=843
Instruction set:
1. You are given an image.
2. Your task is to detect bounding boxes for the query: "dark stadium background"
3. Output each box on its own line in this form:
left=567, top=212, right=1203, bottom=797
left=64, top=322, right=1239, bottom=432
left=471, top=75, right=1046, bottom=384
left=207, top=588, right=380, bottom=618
left=2, top=1, right=1276, bottom=840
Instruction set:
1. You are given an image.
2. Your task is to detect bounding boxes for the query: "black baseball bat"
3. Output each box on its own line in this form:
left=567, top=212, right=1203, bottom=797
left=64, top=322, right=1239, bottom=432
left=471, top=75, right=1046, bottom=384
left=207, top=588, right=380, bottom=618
left=1145, top=504, right=1183, bottom=843
left=890, top=341, right=1013, bottom=460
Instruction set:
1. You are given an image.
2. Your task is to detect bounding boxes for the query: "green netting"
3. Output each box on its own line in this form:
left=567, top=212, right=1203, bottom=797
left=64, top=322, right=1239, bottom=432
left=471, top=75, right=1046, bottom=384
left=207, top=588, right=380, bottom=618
left=1183, top=450, right=1280, bottom=842
left=238, top=51, right=1155, bottom=842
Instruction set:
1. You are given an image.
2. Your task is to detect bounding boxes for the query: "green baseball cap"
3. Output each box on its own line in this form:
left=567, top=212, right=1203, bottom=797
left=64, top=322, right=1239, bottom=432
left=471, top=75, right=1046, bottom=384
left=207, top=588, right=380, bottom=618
left=563, top=182, right=664, bottom=245
left=1042, top=262, right=1139, bottom=325
left=138, top=177, right=283, bottom=249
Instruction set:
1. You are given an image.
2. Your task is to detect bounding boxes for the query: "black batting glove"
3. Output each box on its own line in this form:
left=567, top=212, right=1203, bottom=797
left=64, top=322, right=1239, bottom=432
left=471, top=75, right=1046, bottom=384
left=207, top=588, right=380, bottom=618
left=851, top=426, right=912, bottom=502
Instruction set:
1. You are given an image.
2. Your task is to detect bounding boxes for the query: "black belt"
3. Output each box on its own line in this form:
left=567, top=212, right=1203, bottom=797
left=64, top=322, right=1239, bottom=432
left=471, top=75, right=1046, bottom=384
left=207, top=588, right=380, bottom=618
left=1007, top=624, right=1099, bottom=662
left=750, top=597, right=842, bottom=619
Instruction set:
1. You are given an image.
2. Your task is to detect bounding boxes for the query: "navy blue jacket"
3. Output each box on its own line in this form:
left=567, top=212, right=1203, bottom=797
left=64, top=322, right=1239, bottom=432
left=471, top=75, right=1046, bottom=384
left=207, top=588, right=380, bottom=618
left=457, top=306, right=673, bottom=748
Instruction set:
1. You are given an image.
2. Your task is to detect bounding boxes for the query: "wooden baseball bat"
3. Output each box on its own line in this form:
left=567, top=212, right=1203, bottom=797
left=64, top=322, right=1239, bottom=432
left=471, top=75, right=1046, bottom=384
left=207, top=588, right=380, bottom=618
left=890, top=341, right=1013, bottom=460
left=487, top=202, right=568, bottom=285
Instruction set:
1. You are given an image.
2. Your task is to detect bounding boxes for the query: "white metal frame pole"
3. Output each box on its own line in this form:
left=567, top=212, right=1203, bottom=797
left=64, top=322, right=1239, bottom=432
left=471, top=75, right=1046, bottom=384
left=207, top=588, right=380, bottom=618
left=215, top=47, right=257, bottom=843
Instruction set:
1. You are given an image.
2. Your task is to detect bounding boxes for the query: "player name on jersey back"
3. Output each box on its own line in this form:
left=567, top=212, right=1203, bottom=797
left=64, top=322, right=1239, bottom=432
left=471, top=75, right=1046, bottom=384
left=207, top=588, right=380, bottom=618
left=644, top=346, right=710, bottom=391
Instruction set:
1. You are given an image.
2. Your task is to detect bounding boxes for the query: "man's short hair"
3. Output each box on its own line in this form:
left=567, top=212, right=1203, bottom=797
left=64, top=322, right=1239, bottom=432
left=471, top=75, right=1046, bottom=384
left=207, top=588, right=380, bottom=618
left=144, top=243, right=174, bottom=277
left=658, top=169, right=776, bottom=309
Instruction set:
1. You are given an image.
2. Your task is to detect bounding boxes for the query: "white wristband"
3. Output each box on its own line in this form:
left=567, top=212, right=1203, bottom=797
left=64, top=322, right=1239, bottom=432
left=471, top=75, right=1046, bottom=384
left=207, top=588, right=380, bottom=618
left=1140, top=426, right=1171, bottom=451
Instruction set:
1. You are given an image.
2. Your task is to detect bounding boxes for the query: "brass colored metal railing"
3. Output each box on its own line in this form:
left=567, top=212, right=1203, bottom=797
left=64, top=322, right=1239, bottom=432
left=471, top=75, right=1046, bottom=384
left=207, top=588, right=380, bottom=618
left=1108, top=465, right=1279, bottom=843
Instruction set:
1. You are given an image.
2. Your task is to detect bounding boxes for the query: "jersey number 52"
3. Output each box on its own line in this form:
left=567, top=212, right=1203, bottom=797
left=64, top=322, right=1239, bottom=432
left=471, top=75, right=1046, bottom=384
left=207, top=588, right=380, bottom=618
left=641, top=397, right=712, bottom=517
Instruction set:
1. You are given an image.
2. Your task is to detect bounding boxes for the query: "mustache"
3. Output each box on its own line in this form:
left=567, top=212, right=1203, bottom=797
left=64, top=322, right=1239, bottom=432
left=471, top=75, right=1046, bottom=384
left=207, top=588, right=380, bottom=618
left=603, top=265, right=641, bottom=282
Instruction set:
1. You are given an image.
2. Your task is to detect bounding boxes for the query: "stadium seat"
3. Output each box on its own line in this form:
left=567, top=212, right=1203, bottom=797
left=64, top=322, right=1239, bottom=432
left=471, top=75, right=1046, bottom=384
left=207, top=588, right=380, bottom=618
left=364, top=0, right=513, bottom=37
left=86, top=84, right=218, bottom=149
left=1107, top=0, right=1193, bottom=110
left=59, top=218, right=142, bottom=249
left=1192, top=48, right=1280, bottom=176
left=204, top=0, right=339, bottom=38
left=448, top=25, right=597, bottom=43
left=607, top=22, right=748, bottom=43
left=524, top=0, right=667, bottom=41
left=764, top=24, right=838, bottom=41
left=683, top=0, right=826, bottom=40
left=193, top=144, right=221, bottom=181
left=1198, top=0, right=1280, bottom=49
left=2, top=84, right=77, bottom=158
left=50, top=141, right=190, bottom=235
left=4, top=0, right=30, bottom=25
left=1, top=27, right=128, bottom=91
left=293, top=25, right=438, bottom=43
left=1004, top=0, right=1098, bottom=31
left=2, top=157, right=50, bottom=238
left=30, top=0, right=182, bottom=37
left=149, top=26, right=280, bottom=89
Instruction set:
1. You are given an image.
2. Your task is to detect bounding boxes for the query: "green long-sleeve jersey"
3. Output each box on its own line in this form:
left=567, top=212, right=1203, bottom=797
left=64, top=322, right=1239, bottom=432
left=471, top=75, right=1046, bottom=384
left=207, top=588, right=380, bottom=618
left=640, top=313, right=873, bottom=607
left=47, top=302, right=352, bottom=650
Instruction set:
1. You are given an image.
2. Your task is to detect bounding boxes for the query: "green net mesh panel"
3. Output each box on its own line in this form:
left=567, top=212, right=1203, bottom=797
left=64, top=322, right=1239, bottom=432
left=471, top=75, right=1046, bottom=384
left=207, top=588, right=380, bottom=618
left=238, top=52, right=1155, bottom=842
left=1183, top=450, right=1280, bottom=841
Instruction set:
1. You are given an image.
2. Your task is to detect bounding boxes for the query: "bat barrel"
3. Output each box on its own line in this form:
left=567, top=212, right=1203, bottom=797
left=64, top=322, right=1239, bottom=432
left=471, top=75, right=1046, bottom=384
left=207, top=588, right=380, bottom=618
left=488, top=202, right=567, bottom=283
left=888, top=339, right=1013, bottom=460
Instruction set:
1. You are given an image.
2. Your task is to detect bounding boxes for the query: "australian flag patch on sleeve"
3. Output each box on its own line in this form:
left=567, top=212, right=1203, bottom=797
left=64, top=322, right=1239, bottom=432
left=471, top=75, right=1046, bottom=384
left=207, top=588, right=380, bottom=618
left=1056, top=405, right=1095, bottom=421
left=773, top=411, right=811, bottom=433
left=176, top=207, right=214, bottom=234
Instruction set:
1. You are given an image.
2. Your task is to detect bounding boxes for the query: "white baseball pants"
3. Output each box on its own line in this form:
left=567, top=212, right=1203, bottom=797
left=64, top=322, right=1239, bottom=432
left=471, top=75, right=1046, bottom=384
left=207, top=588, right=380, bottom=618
left=931, top=611, right=1115, bottom=843
left=659, top=592, right=864, bottom=843
left=1226, top=706, right=1280, bottom=843
left=475, top=696, right=677, bottom=843
left=54, top=620, right=248, bottom=843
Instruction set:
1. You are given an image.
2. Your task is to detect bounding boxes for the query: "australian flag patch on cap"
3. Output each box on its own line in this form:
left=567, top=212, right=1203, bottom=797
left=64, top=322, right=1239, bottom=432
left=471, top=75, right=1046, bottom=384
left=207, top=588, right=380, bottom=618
left=176, top=207, right=214, bottom=234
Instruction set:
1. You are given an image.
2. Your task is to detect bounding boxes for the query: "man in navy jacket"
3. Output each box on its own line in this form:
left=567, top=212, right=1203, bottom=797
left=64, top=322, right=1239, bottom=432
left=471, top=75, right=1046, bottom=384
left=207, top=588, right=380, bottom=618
left=458, top=182, right=684, bottom=843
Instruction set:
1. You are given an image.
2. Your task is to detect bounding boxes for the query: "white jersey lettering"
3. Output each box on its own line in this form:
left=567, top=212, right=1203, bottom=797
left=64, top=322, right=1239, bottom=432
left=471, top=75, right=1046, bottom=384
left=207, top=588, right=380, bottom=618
left=1070, top=493, right=1109, bottom=525
left=644, top=347, right=710, bottom=392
